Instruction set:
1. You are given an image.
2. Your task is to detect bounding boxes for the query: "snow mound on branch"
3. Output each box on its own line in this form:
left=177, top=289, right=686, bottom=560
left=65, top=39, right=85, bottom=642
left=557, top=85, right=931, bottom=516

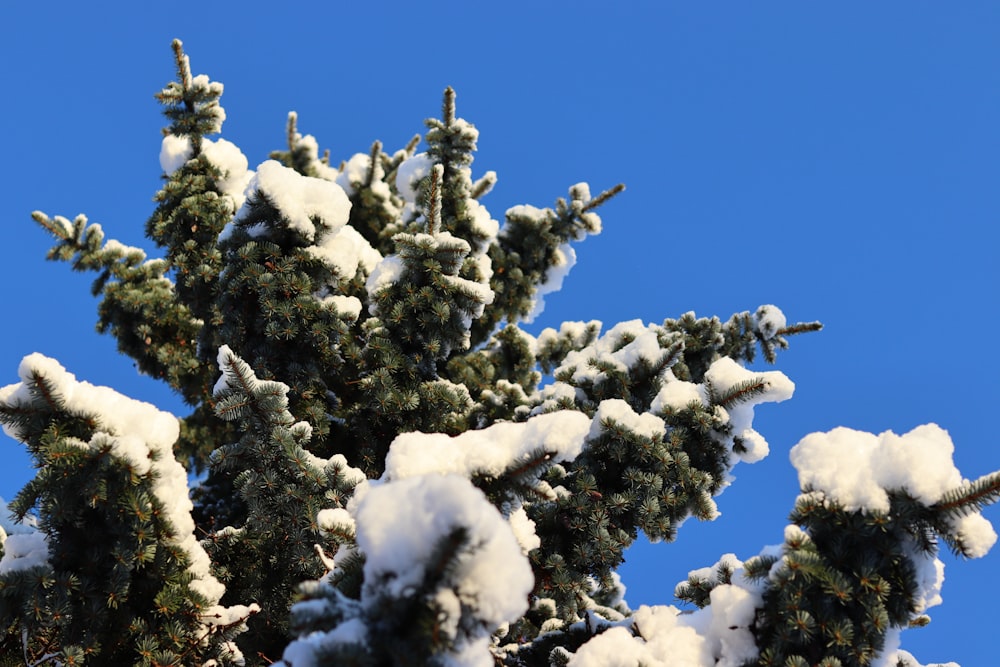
left=335, top=152, right=394, bottom=205
left=217, top=159, right=381, bottom=279
left=591, top=399, right=665, bottom=440
left=159, top=135, right=254, bottom=209
left=0, top=530, right=47, bottom=574
left=558, top=320, right=665, bottom=385
left=396, top=152, right=433, bottom=204
left=704, top=357, right=794, bottom=464
left=569, top=554, right=765, bottom=667
left=792, top=424, right=994, bottom=528
left=526, top=241, right=576, bottom=323
left=503, top=203, right=581, bottom=323
left=364, top=231, right=494, bottom=322
left=886, top=649, right=958, bottom=667
left=752, top=304, right=786, bottom=340
left=382, top=410, right=591, bottom=481
left=650, top=358, right=794, bottom=465
left=160, top=134, right=193, bottom=173
left=355, top=474, right=533, bottom=663
left=307, top=223, right=382, bottom=278
left=235, top=160, right=352, bottom=241
left=201, top=137, right=254, bottom=207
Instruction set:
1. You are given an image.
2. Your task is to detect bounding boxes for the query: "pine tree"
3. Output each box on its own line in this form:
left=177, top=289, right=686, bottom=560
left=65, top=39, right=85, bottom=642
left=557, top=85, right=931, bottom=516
left=2, top=41, right=997, bottom=667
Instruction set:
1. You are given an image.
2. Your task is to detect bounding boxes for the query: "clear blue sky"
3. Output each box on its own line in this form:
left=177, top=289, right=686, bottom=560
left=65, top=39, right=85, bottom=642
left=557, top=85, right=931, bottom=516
left=2, top=3, right=998, bottom=664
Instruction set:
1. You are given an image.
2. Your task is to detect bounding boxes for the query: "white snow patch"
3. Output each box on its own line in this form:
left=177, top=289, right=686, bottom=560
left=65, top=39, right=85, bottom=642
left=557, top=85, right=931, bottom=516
left=790, top=424, right=986, bottom=515
left=752, top=304, right=786, bottom=340
left=308, top=223, right=382, bottom=279
left=0, top=531, right=48, bottom=573
left=704, top=357, right=794, bottom=464
left=558, top=320, right=665, bottom=386
left=651, top=374, right=706, bottom=413
left=159, top=135, right=253, bottom=210
left=570, top=554, right=766, bottom=667
left=201, top=137, right=254, bottom=208
left=383, top=410, right=591, bottom=481
left=525, top=243, right=577, bottom=323
left=591, top=399, right=665, bottom=441
left=160, top=134, right=193, bottom=173
left=467, top=198, right=500, bottom=241
left=319, top=294, right=363, bottom=321
left=396, top=152, right=433, bottom=203
left=365, top=255, right=405, bottom=311
left=508, top=506, right=541, bottom=555
left=235, top=160, right=352, bottom=241
left=354, top=474, right=533, bottom=655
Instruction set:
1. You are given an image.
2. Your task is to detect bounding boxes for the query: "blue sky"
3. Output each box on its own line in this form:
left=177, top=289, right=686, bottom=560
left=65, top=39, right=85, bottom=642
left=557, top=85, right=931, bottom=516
left=2, top=3, right=998, bottom=664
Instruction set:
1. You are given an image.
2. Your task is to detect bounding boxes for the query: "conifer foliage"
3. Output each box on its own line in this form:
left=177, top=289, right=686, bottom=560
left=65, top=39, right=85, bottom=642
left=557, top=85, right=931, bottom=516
left=1, top=41, right=997, bottom=667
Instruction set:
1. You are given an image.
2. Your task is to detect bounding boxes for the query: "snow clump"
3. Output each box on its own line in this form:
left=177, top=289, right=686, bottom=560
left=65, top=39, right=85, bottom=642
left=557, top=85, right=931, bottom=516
left=568, top=554, right=766, bottom=667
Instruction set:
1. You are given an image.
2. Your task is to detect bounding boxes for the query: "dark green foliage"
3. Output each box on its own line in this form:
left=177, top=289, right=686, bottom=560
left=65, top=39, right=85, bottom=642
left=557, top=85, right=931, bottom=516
left=205, top=348, right=362, bottom=663
left=33, top=212, right=207, bottom=414
left=747, top=478, right=1000, bottom=667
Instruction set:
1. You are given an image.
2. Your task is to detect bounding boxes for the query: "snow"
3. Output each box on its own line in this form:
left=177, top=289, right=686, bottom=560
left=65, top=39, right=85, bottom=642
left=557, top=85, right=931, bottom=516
left=335, top=152, right=393, bottom=204
left=704, top=357, right=794, bottom=405
left=319, top=294, right=363, bottom=321
left=234, top=160, right=352, bottom=241
left=0, top=497, right=37, bottom=536
left=215, top=157, right=379, bottom=289
left=948, top=512, right=996, bottom=558
left=365, top=231, right=494, bottom=323
left=531, top=381, right=584, bottom=415
left=280, top=617, right=368, bottom=667
left=651, top=375, right=706, bottom=412
left=502, top=203, right=586, bottom=321
left=535, top=320, right=600, bottom=358
left=569, top=555, right=766, bottom=667
left=364, top=254, right=405, bottom=310
left=159, top=135, right=254, bottom=210
left=395, top=152, right=433, bottom=203
left=508, top=506, right=541, bottom=554
left=317, top=508, right=356, bottom=536
left=888, top=649, right=958, bottom=667
left=441, top=272, right=495, bottom=312
left=703, top=357, right=795, bottom=464
left=213, top=344, right=255, bottom=395
left=1, top=353, right=179, bottom=449
left=591, top=399, right=666, bottom=441
left=286, top=125, right=340, bottom=182
left=787, top=422, right=998, bottom=662
left=201, top=137, right=254, bottom=208
left=160, top=134, right=192, bottom=173
left=335, top=153, right=372, bottom=196
left=558, top=320, right=665, bottom=385
left=790, top=424, right=993, bottom=520
left=354, top=474, right=533, bottom=656
left=752, top=304, right=786, bottom=340
left=382, top=410, right=591, bottom=481
left=905, top=540, right=945, bottom=613
left=307, top=223, right=382, bottom=279
left=525, top=243, right=576, bottom=322
left=0, top=531, right=48, bottom=573
left=466, top=198, right=500, bottom=241
left=189, top=74, right=226, bottom=133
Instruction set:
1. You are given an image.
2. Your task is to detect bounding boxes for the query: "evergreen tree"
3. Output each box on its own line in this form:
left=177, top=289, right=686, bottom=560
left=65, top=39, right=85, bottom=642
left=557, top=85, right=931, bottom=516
left=2, top=41, right=997, bottom=667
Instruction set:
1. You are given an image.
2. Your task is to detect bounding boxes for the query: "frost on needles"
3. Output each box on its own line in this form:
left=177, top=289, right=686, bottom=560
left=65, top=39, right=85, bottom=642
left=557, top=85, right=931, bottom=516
left=1, top=39, right=998, bottom=667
